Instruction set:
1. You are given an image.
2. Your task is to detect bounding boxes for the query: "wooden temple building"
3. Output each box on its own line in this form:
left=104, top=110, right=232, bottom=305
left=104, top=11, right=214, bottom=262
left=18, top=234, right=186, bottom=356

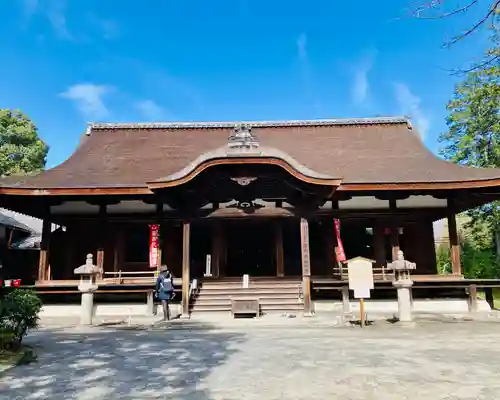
left=2, top=116, right=500, bottom=315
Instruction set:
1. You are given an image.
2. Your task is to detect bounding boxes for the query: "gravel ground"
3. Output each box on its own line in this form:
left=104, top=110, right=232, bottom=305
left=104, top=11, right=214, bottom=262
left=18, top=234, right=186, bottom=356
left=1, top=317, right=500, bottom=399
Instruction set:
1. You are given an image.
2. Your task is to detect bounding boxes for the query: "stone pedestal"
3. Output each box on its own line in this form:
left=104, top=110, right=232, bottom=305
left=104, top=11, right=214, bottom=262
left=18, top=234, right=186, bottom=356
left=393, top=279, right=413, bottom=322
left=79, top=289, right=97, bottom=325
left=388, top=250, right=416, bottom=324
left=74, top=254, right=100, bottom=326
left=468, top=284, right=478, bottom=313
left=147, top=290, right=157, bottom=315
left=341, top=286, right=351, bottom=314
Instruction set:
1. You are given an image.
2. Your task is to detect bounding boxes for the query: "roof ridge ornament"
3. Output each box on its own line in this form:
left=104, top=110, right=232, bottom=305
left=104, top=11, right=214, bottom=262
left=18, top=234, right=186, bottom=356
left=227, top=124, right=259, bottom=151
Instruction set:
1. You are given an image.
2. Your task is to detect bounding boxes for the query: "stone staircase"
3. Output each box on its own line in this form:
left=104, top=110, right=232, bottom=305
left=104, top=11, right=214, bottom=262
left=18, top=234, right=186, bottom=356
left=190, top=277, right=304, bottom=315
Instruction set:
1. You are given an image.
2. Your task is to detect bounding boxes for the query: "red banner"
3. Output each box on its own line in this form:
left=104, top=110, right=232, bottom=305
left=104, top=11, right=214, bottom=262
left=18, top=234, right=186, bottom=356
left=334, top=219, right=346, bottom=262
left=149, top=224, right=160, bottom=268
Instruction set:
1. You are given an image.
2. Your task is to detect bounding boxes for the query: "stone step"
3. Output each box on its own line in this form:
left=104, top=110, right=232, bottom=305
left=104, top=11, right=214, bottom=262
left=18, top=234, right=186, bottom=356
left=200, top=283, right=302, bottom=290
left=201, top=277, right=301, bottom=282
left=190, top=302, right=304, bottom=313
left=201, top=279, right=301, bottom=285
left=193, top=297, right=303, bottom=306
left=195, top=288, right=301, bottom=296
left=196, top=292, right=302, bottom=301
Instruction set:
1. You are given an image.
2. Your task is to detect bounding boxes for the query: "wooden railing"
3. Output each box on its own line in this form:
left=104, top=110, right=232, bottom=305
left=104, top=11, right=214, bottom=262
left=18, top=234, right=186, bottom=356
left=103, top=270, right=157, bottom=285
left=333, top=263, right=395, bottom=282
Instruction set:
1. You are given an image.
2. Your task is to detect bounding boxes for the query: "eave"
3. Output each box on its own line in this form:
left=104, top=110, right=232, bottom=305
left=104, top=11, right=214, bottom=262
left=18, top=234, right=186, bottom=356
left=339, top=178, right=500, bottom=191
left=0, top=186, right=153, bottom=196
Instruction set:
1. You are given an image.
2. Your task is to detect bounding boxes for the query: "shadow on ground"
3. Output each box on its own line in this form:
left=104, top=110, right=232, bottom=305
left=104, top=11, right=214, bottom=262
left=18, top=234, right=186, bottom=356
left=0, top=321, right=246, bottom=399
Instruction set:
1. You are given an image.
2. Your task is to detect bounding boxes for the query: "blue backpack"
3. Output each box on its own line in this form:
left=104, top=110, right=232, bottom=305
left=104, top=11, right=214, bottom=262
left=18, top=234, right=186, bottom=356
left=159, top=273, right=173, bottom=292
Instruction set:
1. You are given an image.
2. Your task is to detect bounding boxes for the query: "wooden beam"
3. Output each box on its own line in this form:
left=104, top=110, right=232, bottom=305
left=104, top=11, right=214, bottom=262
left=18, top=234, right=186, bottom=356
left=275, top=221, right=284, bottom=277
left=181, top=221, right=191, bottom=317
left=48, top=206, right=450, bottom=225
left=300, top=218, right=312, bottom=314
left=38, top=213, right=51, bottom=282
left=447, top=199, right=462, bottom=276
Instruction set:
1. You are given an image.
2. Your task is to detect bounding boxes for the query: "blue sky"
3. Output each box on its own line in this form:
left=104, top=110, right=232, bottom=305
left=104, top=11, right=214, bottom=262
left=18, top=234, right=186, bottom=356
left=0, top=0, right=492, bottom=167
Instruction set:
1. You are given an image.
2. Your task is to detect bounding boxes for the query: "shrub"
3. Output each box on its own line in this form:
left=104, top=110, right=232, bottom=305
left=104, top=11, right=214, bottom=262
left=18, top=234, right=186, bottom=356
left=436, top=245, right=452, bottom=275
left=0, top=289, right=42, bottom=349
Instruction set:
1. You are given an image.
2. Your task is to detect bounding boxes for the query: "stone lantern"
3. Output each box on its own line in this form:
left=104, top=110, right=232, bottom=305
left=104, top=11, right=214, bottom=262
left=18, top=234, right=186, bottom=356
left=388, top=250, right=416, bottom=323
left=74, top=254, right=100, bottom=325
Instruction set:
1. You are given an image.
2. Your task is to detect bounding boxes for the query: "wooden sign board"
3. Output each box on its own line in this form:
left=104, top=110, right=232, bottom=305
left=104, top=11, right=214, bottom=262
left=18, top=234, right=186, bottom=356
left=231, top=298, right=260, bottom=317
left=300, top=219, right=311, bottom=276
left=347, top=257, right=374, bottom=299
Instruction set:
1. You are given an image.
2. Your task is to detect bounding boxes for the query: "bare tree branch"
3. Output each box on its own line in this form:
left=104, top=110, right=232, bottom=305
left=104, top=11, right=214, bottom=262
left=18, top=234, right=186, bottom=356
left=401, top=1, right=500, bottom=73
left=444, top=0, right=500, bottom=47
left=449, top=54, right=500, bottom=74
left=413, top=0, right=478, bottom=19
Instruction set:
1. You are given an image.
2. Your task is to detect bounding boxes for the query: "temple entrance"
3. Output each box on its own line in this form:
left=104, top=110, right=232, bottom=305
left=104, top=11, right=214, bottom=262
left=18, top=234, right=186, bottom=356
left=225, top=219, right=275, bottom=276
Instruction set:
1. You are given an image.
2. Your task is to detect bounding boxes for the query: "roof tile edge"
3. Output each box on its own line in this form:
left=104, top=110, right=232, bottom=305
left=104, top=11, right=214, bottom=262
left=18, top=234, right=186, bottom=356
left=85, top=116, right=410, bottom=135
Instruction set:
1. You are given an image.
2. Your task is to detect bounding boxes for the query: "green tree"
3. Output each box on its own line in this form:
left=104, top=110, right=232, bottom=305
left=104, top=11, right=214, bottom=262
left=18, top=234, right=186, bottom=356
left=439, top=65, right=500, bottom=230
left=439, top=66, right=500, bottom=166
left=436, top=244, right=452, bottom=274
left=0, top=109, right=48, bottom=177
left=438, top=53, right=500, bottom=277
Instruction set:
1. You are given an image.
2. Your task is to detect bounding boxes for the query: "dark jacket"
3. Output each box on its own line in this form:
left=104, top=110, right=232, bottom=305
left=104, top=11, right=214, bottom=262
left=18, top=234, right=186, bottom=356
left=155, top=271, right=174, bottom=301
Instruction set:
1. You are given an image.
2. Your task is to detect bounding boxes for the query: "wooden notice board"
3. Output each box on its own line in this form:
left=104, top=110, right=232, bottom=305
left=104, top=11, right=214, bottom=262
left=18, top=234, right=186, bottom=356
left=347, top=257, right=374, bottom=299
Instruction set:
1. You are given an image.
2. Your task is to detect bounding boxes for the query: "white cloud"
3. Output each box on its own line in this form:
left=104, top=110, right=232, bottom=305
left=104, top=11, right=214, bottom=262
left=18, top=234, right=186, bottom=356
left=351, top=50, right=377, bottom=105
left=296, top=33, right=322, bottom=115
left=21, top=0, right=39, bottom=17
left=135, top=100, right=168, bottom=121
left=393, top=82, right=430, bottom=139
left=22, top=0, right=73, bottom=40
left=60, top=83, right=112, bottom=120
left=297, top=33, right=307, bottom=60
left=86, top=14, right=120, bottom=40
left=99, top=19, right=120, bottom=40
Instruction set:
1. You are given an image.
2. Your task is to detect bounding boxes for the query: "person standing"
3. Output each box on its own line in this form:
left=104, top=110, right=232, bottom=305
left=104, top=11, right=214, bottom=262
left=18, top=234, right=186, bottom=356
left=155, top=265, right=174, bottom=321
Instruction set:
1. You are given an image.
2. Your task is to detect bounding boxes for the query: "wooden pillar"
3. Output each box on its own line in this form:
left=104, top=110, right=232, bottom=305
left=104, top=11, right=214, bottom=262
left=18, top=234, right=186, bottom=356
left=181, top=221, right=191, bottom=317
left=38, top=213, right=51, bottom=282
left=373, top=223, right=386, bottom=268
left=96, top=204, right=106, bottom=280
left=447, top=199, right=461, bottom=276
left=300, top=218, right=312, bottom=315
left=275, top=221, right=284, bottom=277
left=212, top=222, right=222, bottom=277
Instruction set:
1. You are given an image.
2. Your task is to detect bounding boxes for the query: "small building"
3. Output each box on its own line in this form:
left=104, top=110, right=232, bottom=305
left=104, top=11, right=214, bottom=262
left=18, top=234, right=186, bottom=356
left=0, top=208, right=44, bottom=284
left=1, top=116, right=499, bottom=313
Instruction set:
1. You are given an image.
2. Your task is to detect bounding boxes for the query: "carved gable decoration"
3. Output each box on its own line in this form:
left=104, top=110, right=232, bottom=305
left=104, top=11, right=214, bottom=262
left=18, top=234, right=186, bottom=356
left=230, top=176, right=257, bottom=186
left=227, top=124, right=260, bottom=152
